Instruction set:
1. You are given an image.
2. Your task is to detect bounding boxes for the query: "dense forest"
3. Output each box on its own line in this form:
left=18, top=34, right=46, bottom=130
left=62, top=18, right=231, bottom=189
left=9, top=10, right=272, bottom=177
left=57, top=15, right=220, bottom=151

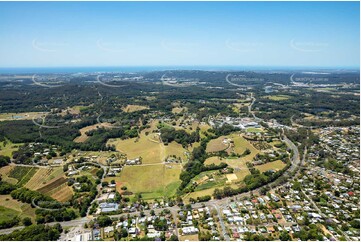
left=0, top=224, right=63, bottom=241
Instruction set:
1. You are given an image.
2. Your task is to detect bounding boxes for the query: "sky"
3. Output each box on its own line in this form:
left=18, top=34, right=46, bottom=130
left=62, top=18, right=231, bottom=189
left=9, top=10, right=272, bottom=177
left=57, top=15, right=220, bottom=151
left=0, top=1, right=359, bottom=68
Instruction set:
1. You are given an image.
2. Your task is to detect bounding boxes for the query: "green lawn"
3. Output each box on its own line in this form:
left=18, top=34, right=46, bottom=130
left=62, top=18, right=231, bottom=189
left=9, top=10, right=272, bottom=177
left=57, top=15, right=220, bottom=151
left=264, top=95, right=291, bottom=101
left=246, top=127, right=264, bottom=133
left=0, top=139, right=22, bottom=157
left=118, top=164, right=182, bottom=200
left=0, top=206, right=19, bottom=223
left=255, top=160, right=286, bottom=172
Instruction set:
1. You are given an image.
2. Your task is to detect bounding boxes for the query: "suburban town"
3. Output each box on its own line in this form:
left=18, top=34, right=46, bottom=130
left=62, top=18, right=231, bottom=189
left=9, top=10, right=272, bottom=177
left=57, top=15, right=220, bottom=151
left=0, top=1, right=359, bottom=241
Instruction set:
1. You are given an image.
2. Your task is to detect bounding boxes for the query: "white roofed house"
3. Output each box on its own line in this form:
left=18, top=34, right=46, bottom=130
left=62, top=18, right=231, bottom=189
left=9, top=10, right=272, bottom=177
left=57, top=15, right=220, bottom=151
left=108, top=192, right=116, bottom=200
left=103, top=226, right=114, bottom=238
left=99, top=202, right=119, bottom=213
left=182, top=226, right=199, bottom=235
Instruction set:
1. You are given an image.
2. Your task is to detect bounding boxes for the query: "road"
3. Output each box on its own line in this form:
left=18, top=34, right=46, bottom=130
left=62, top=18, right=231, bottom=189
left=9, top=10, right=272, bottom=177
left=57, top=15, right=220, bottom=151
left=210, top=203, right=230, bottom=241
left=87, top=164, right=107, bottom=216
left=8, top=163, right=56, bottom=169
left=248, top=93, right=256, bottom=119
left=301, top=189, right=351, bottom=241
left=225, top=74, right=245, bottom=88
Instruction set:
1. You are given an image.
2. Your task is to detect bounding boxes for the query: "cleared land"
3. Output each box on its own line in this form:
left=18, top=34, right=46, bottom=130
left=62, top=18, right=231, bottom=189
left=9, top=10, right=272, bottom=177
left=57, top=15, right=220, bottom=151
left=264, top=95, right=291, bottom=101
left=74, top=122, right=113, bottom=143
left=246, top=127, right=264, bottom=133
left=0, top=139, right=22, bottom=157
left=108, top=120, right=186, bottom=164
left=255, top=160, right=286, bottom=173
left=171, top=107, right=187, bottom=114
left=109, top=135, right=163, bottom=164
left=206, top=136, right=229, bottom=153
left=8, top=166, right=39, bottom=186
left=0, top=112, right=46, bottom=121
left=0, top=205, right=19, bottom=223
left=206, top=133, right=259, bottom=162
left=37, top=177, right=67, bottom=194
left=179, top=234, right=199, bottom=241
left=0, top=195, right=36, bottom=221
left=164, top=142, right=187, bottom=161
left=123, top=105, right=149, bottom=113
left=0, top=166, right=18, bottom=184
left=184, top=183, right=239, bottom=202
left=231, top=134, right=260, bottom=162
left=61, top=105, right=88, bottom=116
left=118, top=164, right=182, bottom=199
left=204, top=156, right=248, bottom=170
left=235, top=169, right=251, bottom=181
left=186, top=170, right=228, bottom=193
left=48, top=184, right=73, bottom=202
left=25, top=167, right=64, bottom=190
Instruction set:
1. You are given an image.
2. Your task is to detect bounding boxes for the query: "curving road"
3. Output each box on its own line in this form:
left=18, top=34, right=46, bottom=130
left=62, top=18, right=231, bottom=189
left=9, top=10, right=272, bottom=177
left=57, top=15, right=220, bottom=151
left=248, top=93, right=256, bottom=119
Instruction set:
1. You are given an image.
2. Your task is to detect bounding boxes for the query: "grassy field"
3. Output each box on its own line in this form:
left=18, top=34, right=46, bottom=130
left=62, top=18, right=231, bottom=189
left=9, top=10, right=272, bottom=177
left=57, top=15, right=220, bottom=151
left=184, top=187, right=218, bottom=202
left=264, top=95, right=291, bottom=101
left=171, top=107, right=187, bottom=114
left=108, top=120, right=186, bottom=164
left=0, top=165, right=17, bottom=184
left=184, top=182, right=241, bottom=202
left=0, top=206, right=19, bottom=223
left=179, top=234, right=199, bottom=241
left=204, top=156, right=245, bottom=168
left=206, top=136, right=228, bottom=153
left=118, top=164, right=182, bottom=199
left=0, top=139, right=22, bottom=157
left=0, top=195, right=36, bottom=222
left=122, top=105, right=149, bottom=113
left=108, top=130, right=163, bottom=164
left=74, top=122, right=113, bottom=143
left=198, top=123, right=211, bottom=139
left=206, top=133, right=259, bottom=162
left=255, top=160, right=286, bottom=173
left=246, top=127, right=264, bottom=133
left=61, top=105, right=88, bottom=116
left=164, top=142, right=187, bottom=161
left=204, top=156, right=225, bottom=166
left=185, top=170, right=228, bottom=193
left=235, top=169, right=251, bottom=181
left=231, top=134, right=260, bottom=162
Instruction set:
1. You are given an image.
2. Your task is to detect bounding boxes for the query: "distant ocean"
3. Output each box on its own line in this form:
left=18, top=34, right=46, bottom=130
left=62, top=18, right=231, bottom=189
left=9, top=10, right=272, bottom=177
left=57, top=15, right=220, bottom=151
left=0, top=66, right=358, bottom=74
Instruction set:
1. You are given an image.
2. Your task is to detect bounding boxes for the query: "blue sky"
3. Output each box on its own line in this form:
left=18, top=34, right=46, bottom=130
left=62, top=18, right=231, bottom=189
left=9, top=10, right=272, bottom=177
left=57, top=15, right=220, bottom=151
left=0, top=1, right=359, bottom=68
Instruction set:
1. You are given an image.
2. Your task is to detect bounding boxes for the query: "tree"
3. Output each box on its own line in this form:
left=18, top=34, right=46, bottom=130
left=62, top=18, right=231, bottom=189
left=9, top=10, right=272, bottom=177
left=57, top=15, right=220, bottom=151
left=97, top=216, right=112, bottom=227
left=120, top=228, right=128, bottom=238
left=170, top=234, right=179, bottom=241
left=0, top=155, right=10, bottom=167
left=0, top=224, right=62, bottom=241
left=279, top=231, right=291, bottom=241
left=350, top=219, right=360, bottom=229
left=22, top=217, right=32, bottom=226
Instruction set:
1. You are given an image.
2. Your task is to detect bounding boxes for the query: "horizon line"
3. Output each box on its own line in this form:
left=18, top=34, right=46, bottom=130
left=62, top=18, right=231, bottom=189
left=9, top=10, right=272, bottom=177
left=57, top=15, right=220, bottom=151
left=0, top=65, right=359, bottom=69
